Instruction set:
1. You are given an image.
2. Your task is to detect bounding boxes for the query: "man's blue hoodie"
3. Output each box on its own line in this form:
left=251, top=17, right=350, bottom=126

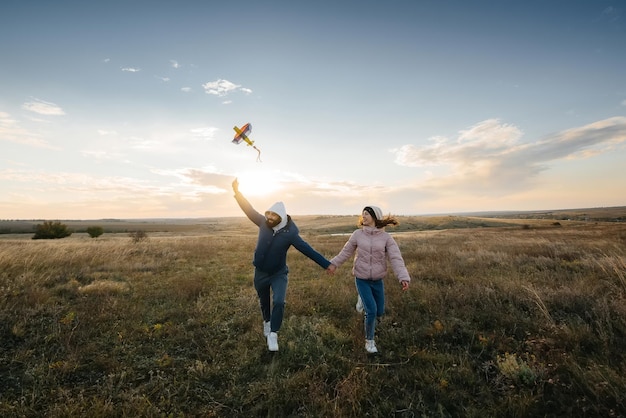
left=234, top=191, right=331, bottom=275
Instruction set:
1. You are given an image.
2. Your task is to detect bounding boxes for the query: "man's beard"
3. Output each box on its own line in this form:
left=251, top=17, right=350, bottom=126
left=265, top=218, right=281, bottom=228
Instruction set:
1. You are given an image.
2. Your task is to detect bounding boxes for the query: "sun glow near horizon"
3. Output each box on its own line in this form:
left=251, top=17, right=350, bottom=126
left=235, top=170, right=284, bottom=197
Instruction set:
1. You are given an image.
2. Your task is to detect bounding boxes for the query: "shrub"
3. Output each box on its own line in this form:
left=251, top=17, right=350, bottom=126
left=32, top=220, right=72, bottom=239
left=129, top=230, right=148, bottom=243
left=86, top=226, right=104, bottom=238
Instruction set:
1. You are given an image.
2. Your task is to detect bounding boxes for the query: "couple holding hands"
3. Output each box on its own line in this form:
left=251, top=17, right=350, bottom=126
left=232, top=179, right=410, bottom=354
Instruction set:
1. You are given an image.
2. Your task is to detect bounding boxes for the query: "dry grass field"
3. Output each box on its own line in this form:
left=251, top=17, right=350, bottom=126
left=1, top=210, right=625, bottom=417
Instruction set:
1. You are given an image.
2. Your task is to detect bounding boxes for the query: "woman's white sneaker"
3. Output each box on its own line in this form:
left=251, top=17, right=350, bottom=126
left=365, top=339, right=378, bottom=354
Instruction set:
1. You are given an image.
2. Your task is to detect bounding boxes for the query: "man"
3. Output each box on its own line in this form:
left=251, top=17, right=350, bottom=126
left=232, top=178, right=333, bottom=351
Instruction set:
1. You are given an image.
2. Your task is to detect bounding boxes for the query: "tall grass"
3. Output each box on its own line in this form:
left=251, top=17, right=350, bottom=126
left=1, top=221, right=625, bottom=417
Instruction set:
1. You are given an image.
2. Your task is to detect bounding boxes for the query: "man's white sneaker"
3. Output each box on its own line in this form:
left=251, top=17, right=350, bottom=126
left=263, top=321, right=271, bottom=337
left=267, top=332, right=279, bottom=352
left=356, top=295, right=364, bottom=313
left=365, top=339, right=378, bottom=354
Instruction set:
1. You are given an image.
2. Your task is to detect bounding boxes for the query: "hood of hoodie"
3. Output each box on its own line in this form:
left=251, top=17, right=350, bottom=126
left=266, top=201, right=288, bottom=231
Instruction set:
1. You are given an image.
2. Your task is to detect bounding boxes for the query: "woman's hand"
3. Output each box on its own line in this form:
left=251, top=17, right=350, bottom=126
left=326, top=264, right=337, bottom=275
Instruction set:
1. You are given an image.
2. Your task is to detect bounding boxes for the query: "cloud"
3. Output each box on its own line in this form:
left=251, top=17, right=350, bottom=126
left=0, top=111, right=55, bottom=148
left=129, top=136, right=160, bottom=150
left=0, top=167, right=219, bottom=209
left=393, top=117, right=626, bottom=192
left=162, top=166, right=389, bottom=203
left=80, top=150, right=128, bottom=162
left=202, top=79, right=252, bottom=97
left=621, top=99, right=626, bottom=106
left=600, top=6, right=621, bottom=23
left=190, top=127, right=219, bottom=140
left=121, top=67, right=141, bottom=72
left=0, top=169, right=150, bottom=193
left=170, top=60, right=180, bottom=69
left=393, top=119, right=523, bottom=167
left=151, top=167, right=230, bottom=199
left=0, top=164, right=238, bottom=218
left=181, top=87, right=192, bottom=93
left=22, top=99, right=65, bottom=116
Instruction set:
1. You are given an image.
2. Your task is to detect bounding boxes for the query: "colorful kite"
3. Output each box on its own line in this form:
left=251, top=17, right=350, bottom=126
left=232, top=123, right=261, bottom=162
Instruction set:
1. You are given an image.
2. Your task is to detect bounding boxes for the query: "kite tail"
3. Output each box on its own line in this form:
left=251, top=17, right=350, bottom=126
left=254, top=146, right=262, bottom=162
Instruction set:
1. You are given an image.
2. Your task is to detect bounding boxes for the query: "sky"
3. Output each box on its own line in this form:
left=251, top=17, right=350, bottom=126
left=1, top=0, right=625, bottom=220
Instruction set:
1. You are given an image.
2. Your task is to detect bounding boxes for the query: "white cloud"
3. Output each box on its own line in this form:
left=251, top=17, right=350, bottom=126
left=80, top=150, right=121, bottom=161
left=0, top=111, right=55, bottom=148
left=170, top=60, right=180, bottom=69
left=600, top=6, right=621, bottom=23
left=0, top=166, right=235, bottom=218
left=129, top=136, right=159, bottom=150
left=181, top=87, right=192, bottom=93
left=166, top=166, right=388, bottom=202
left=458, top=119, right=522, bottom=147
left=121, top=67, right=141, bottom=72
left=202, top=79, right=252, bottom=97
left=0, top=169, right=147, bottom=192
left=22, top=99, right=65, bottom=116
left=152, top=167, right=226, bottom=195
left=393, top=117, right=626, bottom=192
left=190, top=127, right=219, bottom=140
left=393, top=119, right=523, bottom=168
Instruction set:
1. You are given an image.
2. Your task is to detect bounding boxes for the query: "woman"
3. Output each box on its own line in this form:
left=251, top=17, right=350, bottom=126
left=329, top=206, right=410, bottom=354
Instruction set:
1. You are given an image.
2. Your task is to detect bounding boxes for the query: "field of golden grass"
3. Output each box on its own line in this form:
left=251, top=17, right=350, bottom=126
left=1, top=212, right=625, bottom=416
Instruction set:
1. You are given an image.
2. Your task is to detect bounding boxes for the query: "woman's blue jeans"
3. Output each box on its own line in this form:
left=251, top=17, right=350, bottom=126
left=355, top=278, right=385, bottom=340
left=254, top=266, right=289, bottom=333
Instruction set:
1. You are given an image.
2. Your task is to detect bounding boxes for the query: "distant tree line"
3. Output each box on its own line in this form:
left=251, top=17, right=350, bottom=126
left=30, top=222, right=106, bottom=239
